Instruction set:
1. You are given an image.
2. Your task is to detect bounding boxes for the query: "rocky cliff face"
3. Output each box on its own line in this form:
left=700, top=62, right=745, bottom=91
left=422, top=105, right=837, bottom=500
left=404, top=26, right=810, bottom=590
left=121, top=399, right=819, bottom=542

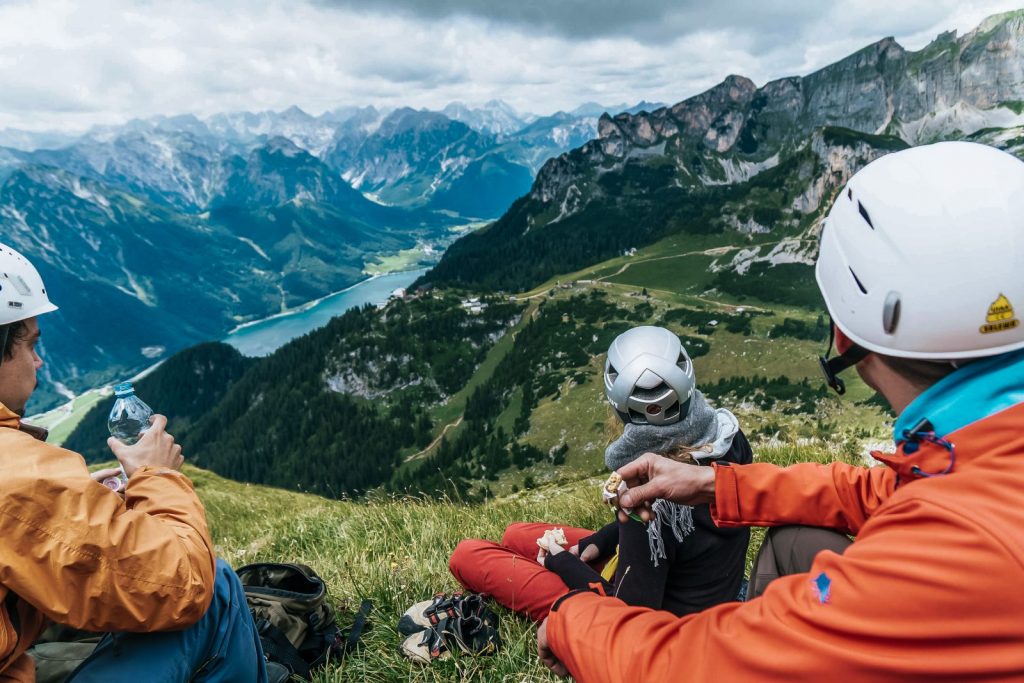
left=524, top=10, right=1024, bottom=230
left=423, top=11, right=1024, bottom=293
left=328, top=108, right=494, bottom=205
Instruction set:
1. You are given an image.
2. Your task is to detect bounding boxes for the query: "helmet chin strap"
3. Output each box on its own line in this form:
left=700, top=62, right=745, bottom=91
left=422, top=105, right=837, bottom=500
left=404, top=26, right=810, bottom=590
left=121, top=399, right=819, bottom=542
left=819, top=322, right=869, bottom=395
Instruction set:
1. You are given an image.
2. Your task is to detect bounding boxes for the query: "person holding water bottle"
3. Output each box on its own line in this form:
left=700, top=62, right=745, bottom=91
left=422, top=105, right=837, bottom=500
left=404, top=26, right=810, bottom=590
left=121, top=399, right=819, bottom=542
left=100, top=381, right=169, bottom=493
left=0, top=243, right=267, bottom=682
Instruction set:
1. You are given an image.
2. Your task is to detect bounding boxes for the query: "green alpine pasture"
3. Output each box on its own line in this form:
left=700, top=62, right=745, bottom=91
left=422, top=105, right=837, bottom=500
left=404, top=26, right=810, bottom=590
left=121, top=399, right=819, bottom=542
left=165, top=437, right=863, bottom=682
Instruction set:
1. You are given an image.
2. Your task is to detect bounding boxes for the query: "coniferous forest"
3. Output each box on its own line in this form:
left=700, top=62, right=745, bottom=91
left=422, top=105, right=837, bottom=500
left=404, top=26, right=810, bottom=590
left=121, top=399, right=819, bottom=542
left=71, top=293, right=523, bottom=496
left=67, top=285, right=840, bottom=499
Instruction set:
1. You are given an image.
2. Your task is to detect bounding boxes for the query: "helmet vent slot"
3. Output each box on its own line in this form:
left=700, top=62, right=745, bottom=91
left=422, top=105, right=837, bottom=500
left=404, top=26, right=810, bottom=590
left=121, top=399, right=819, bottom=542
left=627, top=408, right=648, bottom=424
left=849, top=268, right=868, bottom=295
left=10, top=275, right=30, bottom=296
left=632, top=383, right=669, bottom=400
left=857, top=201, right=874, bottom=229
left=882, top=291, right=901, bottom=334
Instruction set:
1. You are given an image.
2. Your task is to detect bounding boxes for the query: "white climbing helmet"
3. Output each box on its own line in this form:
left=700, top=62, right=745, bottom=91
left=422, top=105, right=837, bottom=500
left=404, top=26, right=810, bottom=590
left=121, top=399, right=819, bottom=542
left=816, top=141, right=1024, bottom=361
left=604, top=326, right=695, bottom=426
left=0, top=242, right=58, bottom=326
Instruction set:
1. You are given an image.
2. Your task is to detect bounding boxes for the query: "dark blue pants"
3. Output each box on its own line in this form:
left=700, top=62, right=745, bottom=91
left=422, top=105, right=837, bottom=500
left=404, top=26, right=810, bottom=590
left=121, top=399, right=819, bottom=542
left=68, top=560, right=268, bottom=682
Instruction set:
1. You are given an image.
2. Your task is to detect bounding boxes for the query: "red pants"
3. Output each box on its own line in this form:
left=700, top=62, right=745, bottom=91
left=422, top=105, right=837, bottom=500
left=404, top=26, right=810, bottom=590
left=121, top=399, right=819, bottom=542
left=448, top=522, right=597, bottom=622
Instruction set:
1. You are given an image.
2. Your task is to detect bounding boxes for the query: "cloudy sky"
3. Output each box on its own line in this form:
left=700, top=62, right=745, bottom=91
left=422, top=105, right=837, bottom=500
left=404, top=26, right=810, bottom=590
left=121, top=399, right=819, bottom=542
left=1, top=0, right=1021, bottom=131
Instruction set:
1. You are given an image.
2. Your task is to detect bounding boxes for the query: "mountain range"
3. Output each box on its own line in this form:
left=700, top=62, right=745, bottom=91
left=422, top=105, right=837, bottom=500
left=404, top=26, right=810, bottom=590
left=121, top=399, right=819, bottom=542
left=60, top=10, right=1024, bottom=500
left=0, top=99, right=662, bottom=214
left=423, top=10, right=1024, bottom=292
left=3, top=139, right=435, bottom=406
left=22, top=9, right=1024, bottom=422
left=2, top=100, right=653, bottom=410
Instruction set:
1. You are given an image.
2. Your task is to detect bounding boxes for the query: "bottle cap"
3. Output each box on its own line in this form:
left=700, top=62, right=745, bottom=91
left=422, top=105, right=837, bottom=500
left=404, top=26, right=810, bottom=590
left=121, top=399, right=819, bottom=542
left=113, top=382, right=134, bottom=397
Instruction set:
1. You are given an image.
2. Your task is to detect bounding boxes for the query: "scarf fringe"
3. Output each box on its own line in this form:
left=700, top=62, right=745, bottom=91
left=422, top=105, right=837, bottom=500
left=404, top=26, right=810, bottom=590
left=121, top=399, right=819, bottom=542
left=648, top=499, right=695, bottom=567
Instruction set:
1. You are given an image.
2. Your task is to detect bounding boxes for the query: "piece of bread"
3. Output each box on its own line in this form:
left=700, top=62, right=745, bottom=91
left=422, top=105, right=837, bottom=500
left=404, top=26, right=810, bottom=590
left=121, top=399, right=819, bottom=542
left=536, top=527, right=569, bottom=550
left=602, top=472, right=630, bottom=512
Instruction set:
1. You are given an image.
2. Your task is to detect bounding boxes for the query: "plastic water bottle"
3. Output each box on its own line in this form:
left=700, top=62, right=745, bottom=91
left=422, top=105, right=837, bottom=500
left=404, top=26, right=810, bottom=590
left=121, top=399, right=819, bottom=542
left=104, top=382, right=153, bottom=492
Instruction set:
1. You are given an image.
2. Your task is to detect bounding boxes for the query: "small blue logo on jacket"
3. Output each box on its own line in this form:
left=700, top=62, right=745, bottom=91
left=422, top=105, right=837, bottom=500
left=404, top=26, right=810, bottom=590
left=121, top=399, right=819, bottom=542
left=812, top=572, right=831, bottom=604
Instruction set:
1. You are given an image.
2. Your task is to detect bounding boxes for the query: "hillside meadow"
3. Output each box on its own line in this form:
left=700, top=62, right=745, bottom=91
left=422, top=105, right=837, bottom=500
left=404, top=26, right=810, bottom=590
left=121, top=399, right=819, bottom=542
left=110, top=439, right=863, bottom=682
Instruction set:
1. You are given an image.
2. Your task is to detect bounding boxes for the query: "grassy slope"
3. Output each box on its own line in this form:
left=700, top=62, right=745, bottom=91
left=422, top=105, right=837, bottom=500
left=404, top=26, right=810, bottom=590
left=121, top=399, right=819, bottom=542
left=396, top=221, right=889, bottom=492
left=27, top=390, right=109, bottom=445
left=187, top=464, right=606, bottom=682
left=142, top=441, right=860, bottom=682
left=362, top=247, right=432, bottom=276
left=499, top=271, right=887, bottom=489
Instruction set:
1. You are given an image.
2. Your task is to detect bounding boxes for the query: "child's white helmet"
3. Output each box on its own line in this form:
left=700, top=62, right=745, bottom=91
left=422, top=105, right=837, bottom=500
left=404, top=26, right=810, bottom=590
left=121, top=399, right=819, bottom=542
left=604, top=326, right=695, bottom=425
left=816, top=141, right=1024, bottom=360
left=0, top=243, right=57, bottom=326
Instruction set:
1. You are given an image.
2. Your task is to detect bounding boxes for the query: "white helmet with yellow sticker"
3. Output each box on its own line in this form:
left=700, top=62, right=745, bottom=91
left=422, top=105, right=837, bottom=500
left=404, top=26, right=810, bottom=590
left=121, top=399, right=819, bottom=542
left=816, top=141, right=1024, bottom=361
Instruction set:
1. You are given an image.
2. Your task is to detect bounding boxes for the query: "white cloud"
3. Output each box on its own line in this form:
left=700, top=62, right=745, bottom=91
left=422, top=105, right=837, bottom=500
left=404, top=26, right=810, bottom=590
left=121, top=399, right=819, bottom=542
left=0, top=0, right=1021, bottom=131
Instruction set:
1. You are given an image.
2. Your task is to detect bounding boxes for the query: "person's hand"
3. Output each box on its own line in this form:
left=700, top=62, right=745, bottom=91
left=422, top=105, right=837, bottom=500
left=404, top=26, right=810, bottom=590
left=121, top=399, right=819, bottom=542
left=90, top=467, right=123, bottom=484
left=107, top=415, right=184, bottom=477
left=568, top=544, right=601, bottom=563
left=617, top=452, right=717, bottom=521
left=536, top=537, right=566, bottom=566
left=90, top=467, right=127, bottom=497
left=537, top=617, right=568, bottom=677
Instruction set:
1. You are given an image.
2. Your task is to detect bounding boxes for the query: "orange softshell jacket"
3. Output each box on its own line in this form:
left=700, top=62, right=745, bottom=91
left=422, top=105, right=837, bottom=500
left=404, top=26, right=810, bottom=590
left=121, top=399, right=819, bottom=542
left=549, top=354, right=1024, bottom=682
left=0, top=404, right=216, bottom=682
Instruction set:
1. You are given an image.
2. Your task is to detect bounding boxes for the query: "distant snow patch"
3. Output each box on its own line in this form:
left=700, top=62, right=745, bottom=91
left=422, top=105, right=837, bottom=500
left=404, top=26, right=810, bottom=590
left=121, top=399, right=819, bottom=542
left=238, top=237, right=271, bottom=261
left=119, top=269, right=155, bottom=306
left=141, top=346, right=165, bottom=359
left=899, top=102, right=1024, bottom=144
left=700, top=153, right=779, bottom=186
left=362, top=192, right=393, bottom=206
left=52, top=382, right=75, bottom=401
left=718, top=238, right=815, bottom=275
left=551, top=184, right=583, bottom=224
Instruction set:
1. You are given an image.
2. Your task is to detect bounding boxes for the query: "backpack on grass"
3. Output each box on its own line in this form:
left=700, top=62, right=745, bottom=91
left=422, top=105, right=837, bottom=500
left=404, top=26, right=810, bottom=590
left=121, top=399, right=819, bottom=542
left=236, top=563, right=371, bottom=680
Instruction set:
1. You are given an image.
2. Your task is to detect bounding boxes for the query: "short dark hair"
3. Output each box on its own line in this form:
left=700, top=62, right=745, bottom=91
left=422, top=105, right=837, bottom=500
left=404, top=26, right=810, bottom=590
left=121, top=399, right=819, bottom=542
left=877, top=354, right=957, bottom=392
left=1, top=320, right=29, bottom=361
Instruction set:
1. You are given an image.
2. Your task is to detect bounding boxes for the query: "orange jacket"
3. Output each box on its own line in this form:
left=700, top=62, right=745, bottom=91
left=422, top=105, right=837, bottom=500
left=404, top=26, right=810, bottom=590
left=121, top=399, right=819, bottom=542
left=0, top=403, right=216, bottom=682
left=548, top=400, right=1024, bottom=682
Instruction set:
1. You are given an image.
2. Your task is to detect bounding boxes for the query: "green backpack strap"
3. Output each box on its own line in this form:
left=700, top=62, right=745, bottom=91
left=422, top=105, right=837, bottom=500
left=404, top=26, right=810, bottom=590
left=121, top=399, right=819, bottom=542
left=255, top=617, right=311, bottom=680
left=342, top=600, right=373, bottom=654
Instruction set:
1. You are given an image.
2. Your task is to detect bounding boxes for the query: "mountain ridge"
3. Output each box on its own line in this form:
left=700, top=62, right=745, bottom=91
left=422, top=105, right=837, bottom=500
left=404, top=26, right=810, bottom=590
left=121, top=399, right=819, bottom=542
left=421, top=11, right=1024, bottom=293
left=2, top=138, right=440, bottom=410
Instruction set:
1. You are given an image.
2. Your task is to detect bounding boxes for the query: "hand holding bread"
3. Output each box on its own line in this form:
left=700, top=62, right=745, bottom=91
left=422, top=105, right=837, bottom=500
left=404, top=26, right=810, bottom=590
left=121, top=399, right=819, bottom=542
left=536, top=528, right=569, bottom=566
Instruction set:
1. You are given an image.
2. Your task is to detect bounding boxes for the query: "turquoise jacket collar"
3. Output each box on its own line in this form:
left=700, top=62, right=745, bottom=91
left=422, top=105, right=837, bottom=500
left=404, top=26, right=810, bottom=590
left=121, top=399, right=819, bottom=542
left=894, top=348, right=1024, bottom=444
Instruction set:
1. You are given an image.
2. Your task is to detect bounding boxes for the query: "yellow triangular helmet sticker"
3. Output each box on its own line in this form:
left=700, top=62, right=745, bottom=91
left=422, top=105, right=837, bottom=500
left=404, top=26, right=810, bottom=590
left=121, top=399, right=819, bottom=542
left=981, top=294, right=1020, bottom=334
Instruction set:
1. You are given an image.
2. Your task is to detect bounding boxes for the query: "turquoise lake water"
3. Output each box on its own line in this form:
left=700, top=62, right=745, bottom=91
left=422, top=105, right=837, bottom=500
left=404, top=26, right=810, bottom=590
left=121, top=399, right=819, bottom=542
left=223, top=269, right=427, bottom=357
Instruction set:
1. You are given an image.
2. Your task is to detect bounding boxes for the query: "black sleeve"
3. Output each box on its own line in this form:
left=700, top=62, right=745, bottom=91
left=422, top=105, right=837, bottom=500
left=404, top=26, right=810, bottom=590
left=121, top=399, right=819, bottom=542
left=717, top=428, right=753, bottom=466
left=545, top=551, right=613, bottom=593
left=577, top=520, right=619, bottom=559
left=609, top=518, right=669, bottom=610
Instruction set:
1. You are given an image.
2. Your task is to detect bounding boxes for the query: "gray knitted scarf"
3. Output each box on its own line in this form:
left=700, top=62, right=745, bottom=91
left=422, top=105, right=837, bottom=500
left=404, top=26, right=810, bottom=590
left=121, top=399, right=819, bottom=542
left=604, top=389, right=739, bottom=566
